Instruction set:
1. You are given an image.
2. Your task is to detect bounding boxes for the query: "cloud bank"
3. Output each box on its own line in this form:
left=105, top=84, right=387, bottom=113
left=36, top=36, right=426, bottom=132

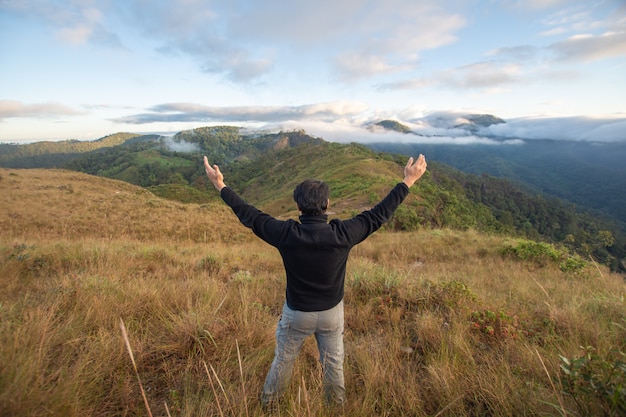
left=2, top=98, right=624, bottom=145
left=114, top=101, right=370, bottom=124
left=113, top=103, right=625, bottom=145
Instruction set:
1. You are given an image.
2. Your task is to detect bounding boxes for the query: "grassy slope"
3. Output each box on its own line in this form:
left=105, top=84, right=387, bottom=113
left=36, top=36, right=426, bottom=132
left=1, top=168, right=625, bottom=416
left=229, top=142, right=408, bottom=218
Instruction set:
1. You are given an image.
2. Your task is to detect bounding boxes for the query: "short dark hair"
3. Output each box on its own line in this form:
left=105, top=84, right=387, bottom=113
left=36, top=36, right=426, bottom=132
left=293, top=179, right=329, bottom=215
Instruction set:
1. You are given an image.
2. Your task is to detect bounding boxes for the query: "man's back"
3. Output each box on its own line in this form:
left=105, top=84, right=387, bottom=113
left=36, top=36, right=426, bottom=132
left=220, top=182, right=410, bottom=311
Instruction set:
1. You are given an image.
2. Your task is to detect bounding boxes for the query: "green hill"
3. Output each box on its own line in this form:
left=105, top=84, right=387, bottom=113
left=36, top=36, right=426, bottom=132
left=0, top=127, right=624, bottom=272
left=0, top=132, right=148, bottom=168
left=373, top=120, right=413, bottom=133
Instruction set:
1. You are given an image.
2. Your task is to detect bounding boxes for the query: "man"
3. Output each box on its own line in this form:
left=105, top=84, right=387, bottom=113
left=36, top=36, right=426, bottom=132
left=203, top=154, right=427, bottom=406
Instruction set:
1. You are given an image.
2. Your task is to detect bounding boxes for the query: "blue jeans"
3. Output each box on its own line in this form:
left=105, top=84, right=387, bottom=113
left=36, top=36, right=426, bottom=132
left=261, top=300, right=346, bottom=405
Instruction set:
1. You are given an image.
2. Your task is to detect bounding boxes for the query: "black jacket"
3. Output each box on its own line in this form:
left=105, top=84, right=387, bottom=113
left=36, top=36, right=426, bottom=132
left=220, top=182, right=410, bottom=311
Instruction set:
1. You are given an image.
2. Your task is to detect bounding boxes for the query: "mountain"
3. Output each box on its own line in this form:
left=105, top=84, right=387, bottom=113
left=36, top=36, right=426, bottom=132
left=372, top=120, right=413, bottom=133
left=1, top=126, right=624, bottom=272
left=372, top=115, right=506, bottom=135
left=453, top=114, right=506, bottom=132
left=0, top=133, right=152, bottom=168
left=370, top=118, right=626, bottom=227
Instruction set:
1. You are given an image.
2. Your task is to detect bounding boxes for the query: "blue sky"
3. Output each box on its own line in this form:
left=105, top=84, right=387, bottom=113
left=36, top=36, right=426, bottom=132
left=1, top=0, right=625, bottom=144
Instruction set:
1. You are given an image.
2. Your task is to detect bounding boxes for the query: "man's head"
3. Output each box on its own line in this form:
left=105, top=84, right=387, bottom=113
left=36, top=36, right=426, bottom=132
left=293, top=179, right=329, bottom=215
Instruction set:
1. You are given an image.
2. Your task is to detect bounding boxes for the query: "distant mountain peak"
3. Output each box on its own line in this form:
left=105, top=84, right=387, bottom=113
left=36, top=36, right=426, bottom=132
left=454, top=114, right=506, bottom=132
left=468, top=114, right=505, bottom=126
left=372, top=120, right=413, bottom=134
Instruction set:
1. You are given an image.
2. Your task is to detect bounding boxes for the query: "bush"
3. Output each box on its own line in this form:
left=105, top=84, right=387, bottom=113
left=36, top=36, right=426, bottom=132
left=500, top=239, right=587, bottom=274
left=559, top=346, right=626, bottom=416
left=387, top=205, right=422, bottom=231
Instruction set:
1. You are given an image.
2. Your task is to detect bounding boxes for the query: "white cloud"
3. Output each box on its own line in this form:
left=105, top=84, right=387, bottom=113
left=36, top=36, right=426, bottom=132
left=111, top=0, right=466, bottom=83
left=539, top=1, right=625, bottom=37
left=437, top=62, right=523, bottom=89
left=549, top=31, right=626, bottom=62
left=375, top=77, right=434, bottom=91
left=114, top=101, right=371, bottom=124
left=327, top=3, right=465, bottom=81
left=0, top=0, right=123, bottom=47
left=540, top=27, right=568, bottom=37
left=162, top=137, right=201, bottom=153
left=299, top=110, right=626, bottom=145
left=333, top=53, right=398, bottom=81
left=542, top=9, right=590, bottom=27
left=289, top=118, right=523, bottom=145
left=484, top=116, right=626, bottom=142
left=378, top=61, right=526, bottom=92
left=485, top=45, right=538, bottom=60
left=508, top=0, right=583, bottom=11
left=112, top=102, right=626, bottom=144
left=577, top=120, right=626, bottom=142
left=0, top=100, right=84, bottom=120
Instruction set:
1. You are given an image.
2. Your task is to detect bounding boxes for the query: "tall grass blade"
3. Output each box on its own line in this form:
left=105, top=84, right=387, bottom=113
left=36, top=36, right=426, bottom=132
left=535, top=348, right=568, bottom=417
left=433, top=395, right=463, bottom=417
left=589, top=255, right=605, bottom=279
left=209, top=362, right=234, bottom=415
left=301, top=375, right=311, bottom=417
left=203, top=361, right=225, bottom=417
left=119, top=318, right=153, bottom=417
left=236, top=340, right=249, bottom=417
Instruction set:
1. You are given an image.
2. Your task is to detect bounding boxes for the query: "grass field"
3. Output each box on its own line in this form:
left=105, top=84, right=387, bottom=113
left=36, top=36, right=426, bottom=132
left=1, top=168, right=625, bottom=416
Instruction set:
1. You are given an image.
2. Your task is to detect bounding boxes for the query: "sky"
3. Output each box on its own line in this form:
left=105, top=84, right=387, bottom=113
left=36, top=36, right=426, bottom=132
left=1, top=0, right=625, bottom=144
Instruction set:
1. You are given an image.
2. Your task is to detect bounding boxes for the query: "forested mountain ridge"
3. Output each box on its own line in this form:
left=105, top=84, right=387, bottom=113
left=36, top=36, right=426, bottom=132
left=0, top=126, right=624, bottom=271
left=370, top=119, right=626, bottom=226
left=0, top=132, right=147, bottom=167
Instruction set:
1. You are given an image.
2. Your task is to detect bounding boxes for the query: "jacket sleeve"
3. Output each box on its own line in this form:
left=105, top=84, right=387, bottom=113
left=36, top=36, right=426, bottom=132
left=220, top=187, right=288, bottom=247
left=340, top=182, right=410, bottom=244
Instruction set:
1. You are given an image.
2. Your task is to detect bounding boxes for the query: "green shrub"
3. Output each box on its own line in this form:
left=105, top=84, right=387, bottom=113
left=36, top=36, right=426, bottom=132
left=559, top=346, right=626, bottom=416
left=501, top=239, right=587, bottom=274
left=558, top=253, right=587, bottom=274
left=387, top=205, right=422, bottom=231
left=500, top=240, right=560, bottom=266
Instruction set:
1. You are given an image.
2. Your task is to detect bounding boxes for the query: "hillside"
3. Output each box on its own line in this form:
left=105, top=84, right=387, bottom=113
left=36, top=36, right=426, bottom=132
left=369, top=120, right=626, bottom=226
left=0, top=132, right=149, bottom=168
left=0, top=127, right=624, bottom=272
left=1, top=166, right=625, bottom=416
left=0, top=168, right=242, bottom=243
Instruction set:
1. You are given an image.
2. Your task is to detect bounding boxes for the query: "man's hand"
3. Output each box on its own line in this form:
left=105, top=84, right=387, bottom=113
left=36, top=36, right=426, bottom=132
left=403, top=154, right=427, bottom=188
left=204, top=156, right=226, bottom=191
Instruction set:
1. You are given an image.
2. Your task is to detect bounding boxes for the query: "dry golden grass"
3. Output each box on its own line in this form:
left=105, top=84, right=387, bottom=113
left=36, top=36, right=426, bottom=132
left=1, top=168, right=625, bottom=416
